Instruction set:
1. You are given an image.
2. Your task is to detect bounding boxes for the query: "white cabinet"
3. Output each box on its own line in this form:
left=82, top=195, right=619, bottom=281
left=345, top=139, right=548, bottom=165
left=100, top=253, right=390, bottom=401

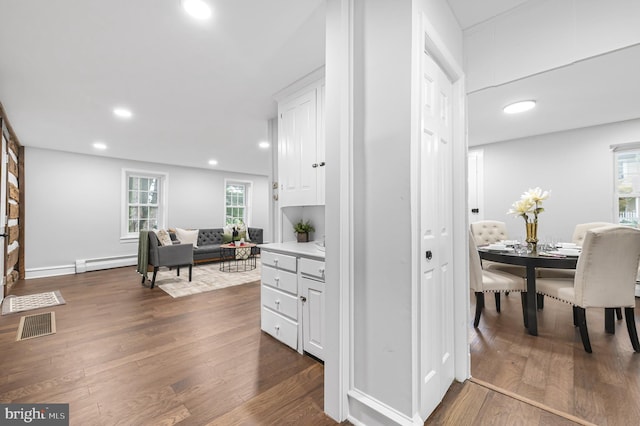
left=300, top=258, right=325, bottom=360
left=260, top=248, right=325, bottom=361
left=260, top=251, right=298, bottom=350
left=277, top=80, right=325, bottom=207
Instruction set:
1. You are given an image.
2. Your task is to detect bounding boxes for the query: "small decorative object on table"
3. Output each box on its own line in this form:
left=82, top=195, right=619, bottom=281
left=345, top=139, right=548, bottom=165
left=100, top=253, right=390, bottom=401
left=507, top=187, right=550, bottom=253
left=293, top=220, right=315, bottom=243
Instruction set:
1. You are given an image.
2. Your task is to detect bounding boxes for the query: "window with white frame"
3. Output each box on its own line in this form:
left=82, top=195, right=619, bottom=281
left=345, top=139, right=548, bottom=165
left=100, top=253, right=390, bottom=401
left=123, top=170, right=167, bottom=238
left=225, top=181, right=250, bottom=225
left=614, top=146, right=640, bottom=227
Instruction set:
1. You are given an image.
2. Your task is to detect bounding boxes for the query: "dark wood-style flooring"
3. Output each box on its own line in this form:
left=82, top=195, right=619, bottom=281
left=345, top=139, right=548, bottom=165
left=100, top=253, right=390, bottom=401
left=1, top=266, right=636, bottom=424
left=465, top=290, right=640, bottom=426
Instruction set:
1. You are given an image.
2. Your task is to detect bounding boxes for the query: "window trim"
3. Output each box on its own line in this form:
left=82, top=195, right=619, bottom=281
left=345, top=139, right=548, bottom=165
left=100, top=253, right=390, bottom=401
left=224, top=179, right=252, bottom=226
left=121, top=168, right=169, bottom=242
left=612, top=142, right=640, bottom=227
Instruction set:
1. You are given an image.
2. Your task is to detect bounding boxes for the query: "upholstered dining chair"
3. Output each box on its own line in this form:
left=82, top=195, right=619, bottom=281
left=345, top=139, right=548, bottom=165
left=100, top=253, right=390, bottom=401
left=537, top=222, right=615, bottom=306
left=145, top=231, right=194, bottom=289
left=469, top=232, right=527, bottom=328
left=536, top=226, right=640, bottom=353
left=470, top=220, right=526, bottom=281
left=470, top=220, right=509, bottom=245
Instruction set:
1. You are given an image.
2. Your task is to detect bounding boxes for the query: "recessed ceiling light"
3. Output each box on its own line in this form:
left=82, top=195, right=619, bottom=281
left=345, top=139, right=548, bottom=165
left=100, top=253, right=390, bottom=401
left=208, top=159, right=218, bottom=166
left=503, top=100, right=536, bottom=114
left=93, top=142, right=107, bottom=150
left=113, top=107, right=133, bottom=119
left=258, top=141, right=270, bottom=149
left=181, top=0, right=212, bottom=20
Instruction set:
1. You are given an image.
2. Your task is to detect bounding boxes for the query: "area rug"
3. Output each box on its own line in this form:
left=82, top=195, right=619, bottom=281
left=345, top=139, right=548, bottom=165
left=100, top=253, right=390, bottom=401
left=156, top=259, right=261, bottom=298
left=1, top=290, right=66, bottom=315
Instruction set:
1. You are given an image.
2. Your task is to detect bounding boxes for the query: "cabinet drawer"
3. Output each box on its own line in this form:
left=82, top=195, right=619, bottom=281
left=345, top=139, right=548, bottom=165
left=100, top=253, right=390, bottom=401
left=261, top=307, right=298, bottom=350
left=262, top=265, right=297, bottom=294
left=261, top=251, right=297, bottom=272
left=299, top=257, right=325, bottom=281
left=262, top=285, right=298, bottom=321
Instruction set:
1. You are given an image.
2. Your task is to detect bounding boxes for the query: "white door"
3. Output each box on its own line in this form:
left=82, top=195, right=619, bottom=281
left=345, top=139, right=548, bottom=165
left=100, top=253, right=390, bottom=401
left=468, top=149, right=484, bottom=223
left=0, top=120, right=7, bottom=302
left=419, top=48, right=455, bottom=414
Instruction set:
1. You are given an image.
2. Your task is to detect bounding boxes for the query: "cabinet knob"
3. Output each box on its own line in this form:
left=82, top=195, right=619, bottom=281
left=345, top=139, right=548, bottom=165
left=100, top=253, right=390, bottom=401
left=275, top=299, right=280, bottom=308
left=312, top=163, right=318, bottom=168
left=274, top=325, right=280, bottom=334
left=300, top=296, right=307, bottom=302
left=319, top=162, right=326, bottom=167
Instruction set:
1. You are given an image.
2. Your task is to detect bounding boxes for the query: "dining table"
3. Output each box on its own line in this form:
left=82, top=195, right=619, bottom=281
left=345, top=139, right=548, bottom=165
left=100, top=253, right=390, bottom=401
left=477, top=247, right=579, bottom=336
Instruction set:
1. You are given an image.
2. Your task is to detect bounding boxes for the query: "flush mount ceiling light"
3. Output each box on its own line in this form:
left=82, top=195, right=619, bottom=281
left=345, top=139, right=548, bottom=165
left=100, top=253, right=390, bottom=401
left=258, top=141, right=270, bottom=149
left=93, top=142, right=107, bottom=150
left=181, top=0, right=212, bottom=20
left=208, top=159, right=218, bottom=166
left=503, top=100, right=536, bottom=114
left=113, top=107, right=133, bottom=119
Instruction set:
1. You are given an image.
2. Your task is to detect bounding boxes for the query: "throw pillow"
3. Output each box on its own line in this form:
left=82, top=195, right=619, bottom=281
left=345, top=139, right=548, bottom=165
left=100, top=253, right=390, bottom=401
left=175, top=227, right=199, bottom=248
left=222, top=232, right=233, bottom=244
left=155, top=229, right=173, bottom=246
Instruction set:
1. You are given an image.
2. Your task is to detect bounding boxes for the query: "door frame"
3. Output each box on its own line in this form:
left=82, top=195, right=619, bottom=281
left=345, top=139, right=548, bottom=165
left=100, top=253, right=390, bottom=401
left=410, top=11, right=470, bottom=419
left=324, top=3, right=469, bottom=423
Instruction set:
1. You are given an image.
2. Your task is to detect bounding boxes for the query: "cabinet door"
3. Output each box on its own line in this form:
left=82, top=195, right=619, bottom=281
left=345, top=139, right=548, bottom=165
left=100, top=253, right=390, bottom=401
left=316, top=83, right=326, bottom=205
left=301, top=276, right=325, bottom=360
left=278, top=89, right=317, bottom=207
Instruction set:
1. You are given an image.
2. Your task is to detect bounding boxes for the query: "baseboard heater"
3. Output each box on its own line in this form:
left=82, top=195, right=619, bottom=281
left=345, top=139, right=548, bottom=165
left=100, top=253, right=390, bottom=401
left=75, top=255, right=137, bottom=273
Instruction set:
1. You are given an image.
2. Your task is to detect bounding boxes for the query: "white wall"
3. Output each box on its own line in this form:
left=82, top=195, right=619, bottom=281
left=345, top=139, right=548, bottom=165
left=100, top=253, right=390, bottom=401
left=475, top=118, right=640, bottom=242
left=25, top=147, right=270, bottom=276
left=465, top=0, right=640, bottom=92
left=350, top=0, right=414, bottom=416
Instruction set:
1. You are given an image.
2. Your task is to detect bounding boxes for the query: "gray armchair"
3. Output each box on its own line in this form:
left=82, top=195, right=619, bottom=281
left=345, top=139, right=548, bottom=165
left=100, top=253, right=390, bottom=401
left=144, top=231, right=194, bottom=289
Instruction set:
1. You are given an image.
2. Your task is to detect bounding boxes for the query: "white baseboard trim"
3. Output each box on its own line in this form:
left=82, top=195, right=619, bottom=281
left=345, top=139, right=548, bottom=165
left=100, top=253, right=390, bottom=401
left=26, top=254, right=137, bottom=279
left=347, top=389, right=420, bottom=426
left=26, top=264, right=76, bottom=279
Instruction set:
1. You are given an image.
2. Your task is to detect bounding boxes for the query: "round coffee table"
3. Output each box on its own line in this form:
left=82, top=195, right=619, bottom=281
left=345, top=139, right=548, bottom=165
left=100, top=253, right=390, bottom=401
left=219, top=242, right=258, bottom=272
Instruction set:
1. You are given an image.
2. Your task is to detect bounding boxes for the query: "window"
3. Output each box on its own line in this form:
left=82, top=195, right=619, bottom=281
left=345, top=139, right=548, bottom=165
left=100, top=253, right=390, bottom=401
left=614, top=147, right=640, bottom=227
left=225, top=181, right=250, bottom=225
left=122, top=170, right=167, bottom=238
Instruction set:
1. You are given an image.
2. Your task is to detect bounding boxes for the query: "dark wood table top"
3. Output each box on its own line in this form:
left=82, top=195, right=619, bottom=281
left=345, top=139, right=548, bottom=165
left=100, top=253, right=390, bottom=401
left=477, top=248, right=578, bottom=269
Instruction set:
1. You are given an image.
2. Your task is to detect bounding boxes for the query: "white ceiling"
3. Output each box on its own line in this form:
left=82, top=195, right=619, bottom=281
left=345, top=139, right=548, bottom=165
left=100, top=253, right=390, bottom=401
left=0, top=1, right=637, bottom=175
left=0, top=0, right=326, bottom=176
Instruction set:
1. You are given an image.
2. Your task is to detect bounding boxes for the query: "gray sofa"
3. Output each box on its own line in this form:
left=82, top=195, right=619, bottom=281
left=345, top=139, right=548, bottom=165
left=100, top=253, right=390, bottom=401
left=171, top=227, right=263, bottom=264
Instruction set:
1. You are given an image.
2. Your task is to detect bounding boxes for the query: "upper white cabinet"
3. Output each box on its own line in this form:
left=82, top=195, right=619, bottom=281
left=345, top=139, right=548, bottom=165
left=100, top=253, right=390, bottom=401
left=277, top=79, right=325, bottom=207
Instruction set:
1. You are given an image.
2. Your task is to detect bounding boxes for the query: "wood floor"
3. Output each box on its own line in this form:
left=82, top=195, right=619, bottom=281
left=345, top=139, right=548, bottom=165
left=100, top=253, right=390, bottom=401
left=1, top=267, right=637, bottom=425
left=467, top=290, right=640, bottom=426
left=0, top=267, right=337, bottom=425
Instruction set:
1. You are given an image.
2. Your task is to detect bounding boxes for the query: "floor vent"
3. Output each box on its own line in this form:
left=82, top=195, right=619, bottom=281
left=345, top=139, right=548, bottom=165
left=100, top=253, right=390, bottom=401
left=16, top=312, right=56, bottom=341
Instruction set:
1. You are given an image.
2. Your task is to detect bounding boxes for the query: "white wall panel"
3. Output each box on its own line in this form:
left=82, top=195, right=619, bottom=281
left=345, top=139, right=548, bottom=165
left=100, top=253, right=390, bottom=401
left=480, top=119, right=640, bottom=242
left=25, top=148, right=270, bottom=274
left=465, top=0, right=640, bottom=92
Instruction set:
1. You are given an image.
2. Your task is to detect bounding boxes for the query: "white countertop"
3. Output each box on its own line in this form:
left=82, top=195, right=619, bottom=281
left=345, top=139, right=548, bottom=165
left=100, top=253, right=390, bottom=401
left=259, top=241, right=325, bottom=260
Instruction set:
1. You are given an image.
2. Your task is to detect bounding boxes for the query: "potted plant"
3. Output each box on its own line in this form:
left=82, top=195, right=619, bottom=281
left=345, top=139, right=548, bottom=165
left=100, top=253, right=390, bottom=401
left=293, top=220, right=315, bottom=243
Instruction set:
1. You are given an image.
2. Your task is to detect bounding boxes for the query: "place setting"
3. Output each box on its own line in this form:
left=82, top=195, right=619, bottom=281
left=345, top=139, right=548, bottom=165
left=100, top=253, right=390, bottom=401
left=538, top=242, right=582, bottom=258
